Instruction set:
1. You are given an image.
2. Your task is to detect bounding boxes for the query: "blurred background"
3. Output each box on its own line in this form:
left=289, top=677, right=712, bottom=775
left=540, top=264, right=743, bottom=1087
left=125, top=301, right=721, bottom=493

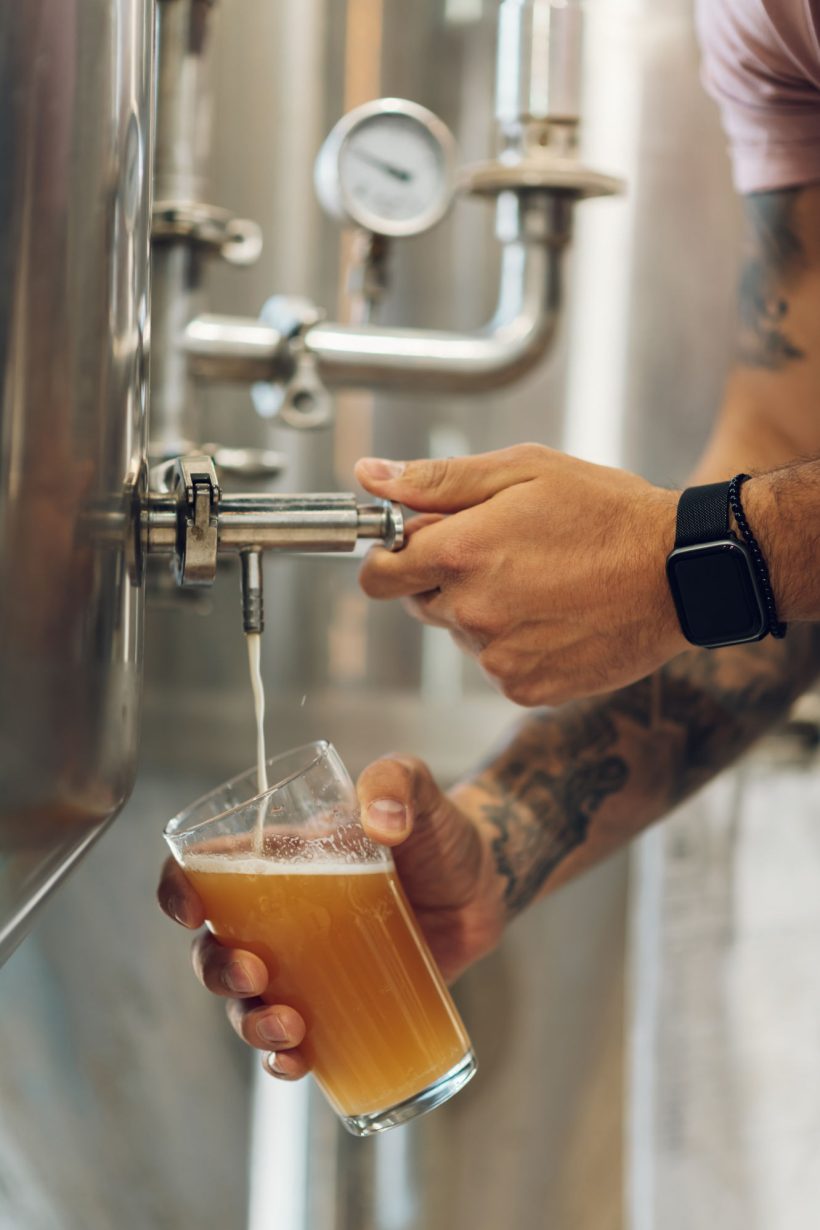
left=2, top=2, right=819, bottom=1228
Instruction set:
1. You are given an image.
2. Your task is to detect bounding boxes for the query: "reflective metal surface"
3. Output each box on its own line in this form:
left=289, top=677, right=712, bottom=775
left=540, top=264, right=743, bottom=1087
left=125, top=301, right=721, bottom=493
left=0, top=0, right=153, bottom=964
left=496, top=0, right=584, bottom=124
left=151, top=0, right=220, bottom=458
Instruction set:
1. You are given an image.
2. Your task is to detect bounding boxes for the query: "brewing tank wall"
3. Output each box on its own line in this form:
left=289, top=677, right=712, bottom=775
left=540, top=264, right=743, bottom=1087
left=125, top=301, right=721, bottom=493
left=0, top=0, right=153, bottom=964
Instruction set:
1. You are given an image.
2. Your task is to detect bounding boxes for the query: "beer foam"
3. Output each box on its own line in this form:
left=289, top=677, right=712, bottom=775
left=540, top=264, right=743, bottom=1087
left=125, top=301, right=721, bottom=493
left=183, top=854, right=390, bottom=877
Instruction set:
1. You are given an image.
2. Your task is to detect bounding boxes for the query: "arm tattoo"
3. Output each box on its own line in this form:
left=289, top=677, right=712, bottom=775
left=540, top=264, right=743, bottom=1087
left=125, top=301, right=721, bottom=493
left=477, top=626, right=820, bottom=921
left=737, top=188, right=806, bottom=370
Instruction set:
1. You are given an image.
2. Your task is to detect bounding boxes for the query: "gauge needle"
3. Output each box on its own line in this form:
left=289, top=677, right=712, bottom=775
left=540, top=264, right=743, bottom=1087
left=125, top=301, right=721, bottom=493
left=350, top=148, right=413, bottom=183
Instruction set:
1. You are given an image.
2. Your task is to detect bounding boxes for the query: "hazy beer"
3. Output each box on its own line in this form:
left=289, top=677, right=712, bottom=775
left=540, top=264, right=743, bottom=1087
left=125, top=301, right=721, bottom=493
left=184, top=851, right=471, bottom=1118
left=165, top=741, right=476, bottom=1134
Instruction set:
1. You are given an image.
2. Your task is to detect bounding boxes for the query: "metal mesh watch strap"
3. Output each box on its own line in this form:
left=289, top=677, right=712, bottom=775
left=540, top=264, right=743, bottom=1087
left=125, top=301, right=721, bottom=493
left=674, top=481, right=730, bottom=548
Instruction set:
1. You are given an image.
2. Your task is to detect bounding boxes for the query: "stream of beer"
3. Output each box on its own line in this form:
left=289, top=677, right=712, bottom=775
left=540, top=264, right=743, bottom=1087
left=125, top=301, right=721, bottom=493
left=246, top=632, right=268, bottom=852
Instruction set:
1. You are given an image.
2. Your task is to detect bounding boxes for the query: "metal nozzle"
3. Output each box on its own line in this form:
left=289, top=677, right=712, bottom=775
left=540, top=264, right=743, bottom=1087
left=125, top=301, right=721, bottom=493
left=141, top=456, right=405, bottom=636
left=240, top=549, right=264, bottom=635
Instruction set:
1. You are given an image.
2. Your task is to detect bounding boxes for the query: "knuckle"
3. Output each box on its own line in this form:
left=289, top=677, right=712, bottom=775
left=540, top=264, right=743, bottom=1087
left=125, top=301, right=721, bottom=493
left=502, top=680, right=530, bottom=706
left=501, top=676, right=545, bottom=708
left=516, top=442, right=548, bottom=465
left=190, top=933, right=210, bottom=981
left=397, top=754, right=431, bottom=786
left=358, top=553, right=389, bottom=596
left=359, top=755, right=414, bottom=803
left=434, top=538, right=466, bottom=578
left=372, top=754, right=414, bottom=786
left=415, top=457, right=454, bottom=494
left=478, top=642, right=511, bottom=681
left=389, top=754, right=434, bottom=801
left=449, top=596, right=487, bottom=638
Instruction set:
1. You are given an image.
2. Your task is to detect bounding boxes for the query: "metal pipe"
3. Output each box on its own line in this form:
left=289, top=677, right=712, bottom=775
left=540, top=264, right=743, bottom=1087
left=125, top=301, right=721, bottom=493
left=145, top=493, right=404, bottom=558
left=184, top=314, right=292, bottom=383
left=217, top=494, right=361, bottom=552
left=151, top=0, right=218, bottom=456
left=496, top=0, right=583, bottom=131
left=183, top=194, right=566, bottom=394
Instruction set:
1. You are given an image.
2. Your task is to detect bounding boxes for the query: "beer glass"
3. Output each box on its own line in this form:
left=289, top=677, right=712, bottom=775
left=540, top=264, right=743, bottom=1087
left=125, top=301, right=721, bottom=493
left=164, top=741, right=477, bottom=1136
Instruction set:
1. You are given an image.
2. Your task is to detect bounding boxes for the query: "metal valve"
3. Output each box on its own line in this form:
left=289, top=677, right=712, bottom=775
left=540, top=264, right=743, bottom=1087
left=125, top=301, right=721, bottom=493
left=143, top=453, right=405, bottom=633
left=172, top=454, right=221, bottom=587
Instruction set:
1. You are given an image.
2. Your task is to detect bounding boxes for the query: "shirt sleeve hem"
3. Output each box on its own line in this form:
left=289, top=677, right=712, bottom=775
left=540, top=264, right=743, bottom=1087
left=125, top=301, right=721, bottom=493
left=733, top=144, right=820, bottom=194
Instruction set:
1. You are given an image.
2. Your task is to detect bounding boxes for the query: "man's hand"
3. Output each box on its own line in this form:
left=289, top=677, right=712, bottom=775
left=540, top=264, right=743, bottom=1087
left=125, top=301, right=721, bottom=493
left=157, top=757, right=504, bottom=1081
left=355, top=444, right=686, bottom=706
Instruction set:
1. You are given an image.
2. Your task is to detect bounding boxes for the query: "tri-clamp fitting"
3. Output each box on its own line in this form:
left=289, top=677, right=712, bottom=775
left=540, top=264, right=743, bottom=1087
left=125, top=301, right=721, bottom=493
left=143, top=454, right=405, bottom=633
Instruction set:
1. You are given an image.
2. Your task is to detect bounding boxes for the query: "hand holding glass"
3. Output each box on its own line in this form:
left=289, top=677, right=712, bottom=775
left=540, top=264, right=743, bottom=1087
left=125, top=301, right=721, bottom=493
left=164, top=741, right=476, bottom=1136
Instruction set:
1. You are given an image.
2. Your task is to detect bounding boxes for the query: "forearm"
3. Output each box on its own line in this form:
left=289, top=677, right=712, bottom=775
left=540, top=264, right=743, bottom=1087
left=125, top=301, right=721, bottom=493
left=450, top=182, right=820, bottom=924
left=453, top=625, right=820, bottom=922
left=744, top=458, right=820, bottom=622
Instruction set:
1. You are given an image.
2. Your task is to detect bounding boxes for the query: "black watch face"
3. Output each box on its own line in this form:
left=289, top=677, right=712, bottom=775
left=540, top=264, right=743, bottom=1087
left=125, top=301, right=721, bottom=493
left=666, top=540, right=767, bottom=648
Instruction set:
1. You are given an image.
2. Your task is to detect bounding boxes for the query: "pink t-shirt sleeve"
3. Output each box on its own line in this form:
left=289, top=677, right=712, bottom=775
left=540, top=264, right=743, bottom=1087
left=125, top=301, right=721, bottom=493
left=696, top=0, right=820, bottom=193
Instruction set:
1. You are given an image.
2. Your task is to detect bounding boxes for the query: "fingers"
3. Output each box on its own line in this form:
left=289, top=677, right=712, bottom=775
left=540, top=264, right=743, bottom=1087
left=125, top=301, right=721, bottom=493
left=183, top=915, right=311, bottom=1082
left=359, top=516, right=454, bottom=599
left=403, top=512, right=446, bottom=538
left=355, top=443, right=546, bottom=514
left=357, top=755, right=443, bottom=846
left=226, top=998, right=306, bottom=1052
left=228, top=995, right=310, bottom=1083
left=262, top=1050, right=311, bottom=1081
left=157, top=857, right=206, bottom=930
left=191, top=930, right=269, bottom=998
left=401, top=592, right=450, bottom=629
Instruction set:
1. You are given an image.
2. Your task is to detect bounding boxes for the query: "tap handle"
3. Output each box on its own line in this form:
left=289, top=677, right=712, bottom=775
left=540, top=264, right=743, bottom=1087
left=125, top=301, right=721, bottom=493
left=357, top=501, right=405, bottom=552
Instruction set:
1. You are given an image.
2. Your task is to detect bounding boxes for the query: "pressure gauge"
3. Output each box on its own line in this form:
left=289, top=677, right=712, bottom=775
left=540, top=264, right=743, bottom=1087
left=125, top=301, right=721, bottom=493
left=314, top=98, right=457, bottom=238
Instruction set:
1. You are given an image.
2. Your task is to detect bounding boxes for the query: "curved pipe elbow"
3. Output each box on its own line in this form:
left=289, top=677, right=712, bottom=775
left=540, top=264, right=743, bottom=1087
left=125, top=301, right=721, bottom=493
left=305, top=310, right=559, bottom=394
left=306, top=241, right=562, bottom=394
left=183, top=241, right=562, bottom=396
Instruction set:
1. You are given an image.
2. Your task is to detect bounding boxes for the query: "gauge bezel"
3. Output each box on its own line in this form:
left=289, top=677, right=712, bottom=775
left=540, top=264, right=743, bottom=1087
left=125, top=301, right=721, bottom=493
left=314, top=97, right=457, bottom=239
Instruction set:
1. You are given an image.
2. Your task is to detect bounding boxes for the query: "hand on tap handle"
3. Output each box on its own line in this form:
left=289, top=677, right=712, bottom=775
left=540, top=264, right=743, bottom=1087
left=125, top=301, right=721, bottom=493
left=355, top=444, right=686, bottom=707
left=157, top=757, right=504, bottom=1080
left=355, top=444, right=820, bottom=704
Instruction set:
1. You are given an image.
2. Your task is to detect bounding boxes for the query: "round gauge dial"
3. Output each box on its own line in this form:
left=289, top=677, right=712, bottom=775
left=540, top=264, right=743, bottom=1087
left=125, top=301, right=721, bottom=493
left=315, top=99, right=457, bottom=238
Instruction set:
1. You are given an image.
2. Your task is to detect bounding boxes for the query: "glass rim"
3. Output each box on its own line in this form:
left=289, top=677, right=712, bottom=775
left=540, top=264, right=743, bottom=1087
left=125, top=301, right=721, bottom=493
left=163, top=739, right=332, bottom=841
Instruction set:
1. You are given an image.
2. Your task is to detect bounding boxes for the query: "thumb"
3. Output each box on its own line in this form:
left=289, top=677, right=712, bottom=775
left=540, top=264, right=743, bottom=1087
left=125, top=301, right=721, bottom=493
left=357, top=755, right=446, bottom=847
left=355, top=444, right=545, bottom=513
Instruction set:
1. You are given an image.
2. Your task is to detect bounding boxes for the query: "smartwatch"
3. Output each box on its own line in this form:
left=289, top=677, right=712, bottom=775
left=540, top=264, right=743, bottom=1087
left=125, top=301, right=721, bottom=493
left=665, top=481, right=768, bottom=649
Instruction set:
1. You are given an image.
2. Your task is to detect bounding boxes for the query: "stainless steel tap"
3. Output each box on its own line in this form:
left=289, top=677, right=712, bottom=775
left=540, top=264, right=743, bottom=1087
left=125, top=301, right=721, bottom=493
left=143, top=453, right=404, bottom=633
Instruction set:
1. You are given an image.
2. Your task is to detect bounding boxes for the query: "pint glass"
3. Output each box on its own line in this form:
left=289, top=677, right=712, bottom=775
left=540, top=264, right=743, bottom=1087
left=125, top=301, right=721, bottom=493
left=164, top=741, right=477, bottom=1136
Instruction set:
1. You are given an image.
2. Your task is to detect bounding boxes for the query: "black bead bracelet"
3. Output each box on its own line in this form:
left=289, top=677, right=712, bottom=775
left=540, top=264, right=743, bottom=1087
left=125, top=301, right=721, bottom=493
left=728, top=473, right=787, bottom=639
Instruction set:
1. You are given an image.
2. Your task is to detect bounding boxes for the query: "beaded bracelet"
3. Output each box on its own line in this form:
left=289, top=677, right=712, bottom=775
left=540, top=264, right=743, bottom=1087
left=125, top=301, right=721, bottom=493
left=728, top=473, right=787, bottom=639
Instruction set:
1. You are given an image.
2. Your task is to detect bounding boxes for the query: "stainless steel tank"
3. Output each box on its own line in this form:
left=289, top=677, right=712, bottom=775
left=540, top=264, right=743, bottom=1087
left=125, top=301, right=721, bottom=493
left=0, top=0, right=154, bottom=965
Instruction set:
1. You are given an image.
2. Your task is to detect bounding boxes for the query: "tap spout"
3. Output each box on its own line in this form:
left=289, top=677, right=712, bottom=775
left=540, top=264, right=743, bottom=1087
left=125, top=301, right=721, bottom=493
left=239, top=549, right=264, bottom=635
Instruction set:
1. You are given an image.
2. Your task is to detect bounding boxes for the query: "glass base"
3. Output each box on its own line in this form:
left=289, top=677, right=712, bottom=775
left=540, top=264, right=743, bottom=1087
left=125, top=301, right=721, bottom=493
left=340, top=1049, right=477, bottom=1138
